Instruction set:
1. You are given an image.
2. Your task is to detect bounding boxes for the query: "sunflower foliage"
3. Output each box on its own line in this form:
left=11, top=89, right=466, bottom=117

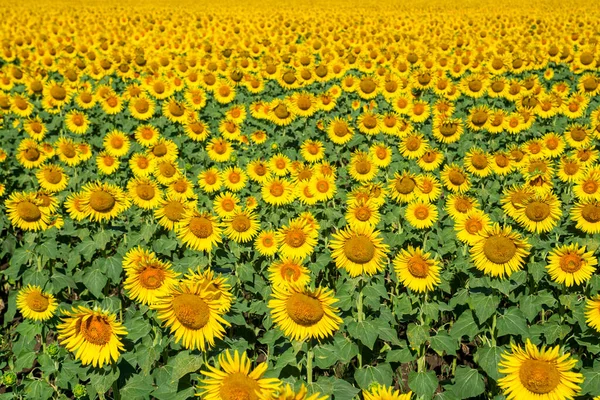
left=1, top=1, right=600, bottom=400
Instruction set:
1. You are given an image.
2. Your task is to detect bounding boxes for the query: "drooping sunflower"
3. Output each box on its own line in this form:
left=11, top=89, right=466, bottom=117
left=57, top=306, right=127, bottom=368
left=498, top=340, right=584, bottom=400
left=268, top=258, right=311, bottom=288
left=177, top=210, right=223, bottom=252
left=363, top=384, right=412, bottom=400
left=80, top=181, right=130, bottom=222
left=223, top=209, right=260, bottom=243
left=585, top=295, right=600, bottom=333
left=124, top=257, right=179, bottom=305
left=470, top=224, right=531, bottom=278
left=198, top=350, right=281, bottom=400
left=36, top=164, right=69, bottom=192
left=148, top=139, right=179, bottom=162
left=454, top=209, right=492, bottom=245
left=330, top=225, right=389, bottom=277
left=16, top=285, right=58, bottom=321
left=154, top=280, right=230, bottom=351
left=268, top=284, right=342, bottom=341
left=255, top=230, right=279, bottom=257
left=570, top=200, right=600, bottom=234
left=546, top=244, right=597, bottom=287
left=405, top=201, right=438, bottom=229
left=5, top=191, right=50, bottom=231
left=276, top=218, right=318, bottom=261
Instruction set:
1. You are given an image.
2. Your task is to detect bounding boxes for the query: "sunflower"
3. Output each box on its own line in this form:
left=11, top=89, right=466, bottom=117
left=247, top=160, right=272, bottom=183
left=388, top=172, right=420, bottom=204
left=498, top=340, right=584, bottom=400
left=162, top=98, right=189, bottom=123
left=418, top=148, right=444, bottom=171
left=155, top=280, right=229, bottom=351
left=399, top=133, right=429, bottom=160
left=148, top=139, right=179, bottom=162
left=357, top=111, right=381, bottom=135
left=103, top=130, right=130, bottom=158
left=223, top=209, right=260, bottom=243
left=262, top=178, right=295, bottom=206
left=309, top=174, right=336, bottom=202
left=16, top=139, right=46, bottom=169
left=64, top=110, right=90, bottom=135
left=327, top=117, right=354, bottom=144
left=134, top=125, right=160, bottom=147
left=222, top=167, right=247, bottom=192
left=369, top=143, right=393, bottom=168
left=184, top=268, right=234, bottom=313
left=268, top=284, right=342, bottom=341
left=213, top=81, right=236, bottom=104
left=346, top=199, right=380, bottom=230
left=36, top=164, right=68, bottom=192
left=330, top=225, right=389, bottom=277
left=470, top=224, right=531, bottom=278
left=100, top=92, right=124, bottom=115
left=269, top=102, right=296, bottom=126
left=269, top=154, right=291, bottom=177
left=154, top=160, right=181, bottom=185
left=23, top=117, right=47, bottom=141
left=124, top=257, right=179, bottom=305
left=464, top=148, right=493, bottom=177
left=198, top=350, right=281, bottom=400
left=185, top=119, right=210, bottom=142
left=177, top=210, right=223, bottom=252
left=276, top=218, right=318, bottom=261
left=573, top=169, right=600, bottom=201
left=300, top=140, right=324, bottom=163
left=96, top=152, right=120, bottom=175
left=557, top=158, right=585, bottom=183
left=348, top=152, right=378, bottom=182
left=129, top=153, right=155, bottom=177
left=261, top=383, right=327, bottom=400
left=441, top=164, right=471, bottom=193
left=80, top=181, right=130, bottom=222
left=57, top=306, right=127, bottom=368
left=570, top=200, right=600, bottom=234
left=5, top=191, right=49, bottom=231
left=213, top=192, right=241, bottom=218
left=393, top=246, right=441, bottom=293
left=16, top=285, right=57, bottom=321
left=585, top=295, right=600, bottom=333
left=129, top=95, right=155, bottom=120
left=65, top=192, right=87, bottom=221
left=198, top=167, right=223, bottom=193
left=455, top=209, right=492, bottom=245
left=255, top=230, right=279, bottom=257
left=405, top=201, right=438, bottom=229
left=268, top=258, right=311, bottom=288
left=514, top=193, right=562, bottom=233
left=363, top=385, right=412, bottom=400
left=207, top=138, right=233, bottom=163
left=546, top=244, right=597, bottom=287
left=123, top=246, right=158, bottom=271
left=127, top=177, right=162, bottom=209
left=416, top=174, right=442, bottom=203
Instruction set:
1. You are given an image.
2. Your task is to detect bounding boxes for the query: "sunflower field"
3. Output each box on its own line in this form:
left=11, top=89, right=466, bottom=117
left=1, top=0, right=600, bottom=399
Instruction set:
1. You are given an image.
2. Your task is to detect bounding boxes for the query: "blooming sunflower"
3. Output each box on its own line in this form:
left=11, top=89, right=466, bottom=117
left=57, top=306, right=127, bottom=368
left=184, top=268, right=234, bottom=313
left=154, top=195, right=191, bottom=230
left=441, top=164, right=471, bottom=193
left=268, top=284, right=342, bottom=341
left=127, top=177, right=162, bottom=209
left=570, top=200, right=600, bottom=234
left=470, top=224, right=531, bottom=278
left=96, top=152, right=120, bottom=175
left=399, top=133, right=429, bottom=160
left=64, top=110, right=90, bottom=135
left=363, top=384, right=412, bottom=400
left=585, top=295, right=600, bottom=333
left=498, top=340, right=583, bottom=400
left=405, top=201, right=438, bottom=229
left=454, top=209, right=492, bottom=245
left=514, top=193, right=562, bottom=234
left=16, top=285, right=57, bottom=321
left=135, top=125, right=160, bottom=147
left=546, top=244, right=597, bottom=287
left=262, top=178, right=295, bottom=206
left=36, top=164, right=68, bottom=192
left=213, top=192, right=241, bottom=218
left=198, top=168, right=223, bottom=193
left=268, top=258, right=311, bottom=288
left=327, top=117, right=354, bottom=144
left=346, top=199, right=380, bottom=230
left=223, top=209, right=260, bottom=243
left=130, top=153, right=155, bottom=177
left=124, top=257, right=179, bottom=305
left=222, top=167, right=247, bottom=192
left=154, top=280, right=229, bottom=351
left=80, top=181, right=130, bottom=222
left=197, top=350, right=281, bottom=400
left=5, top=191, right=50, bottom=231
left=276, top=218, right=318, bottom=261
left=388, top=172, right=421, bottom=204
left=348, top=152, right=378, bottom=182
left=255, top=230, right=279, bottom=257
left=177, top=210, right=223, bottom=252
left=330, top=225, right=389, bottom=277
left=393, top=246, right=441, bottom=293
left=103, top=130, right=130, bottom=158
left=207, top=138, right=233, bottom=163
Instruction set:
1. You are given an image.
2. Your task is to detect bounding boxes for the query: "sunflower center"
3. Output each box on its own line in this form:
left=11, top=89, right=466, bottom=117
left=270, top=182, right=284, bottom=197
left=44, top=169, right=62, bottom=184
left=25, top=291, right=49, bottom=312
left=286, top=293, right=324, bottom=327
left=559, top=253, right=582, bottom=273
left=141, top=128, right=155, bottom=140
left=220, top=372, right=262, bottom=400
left=355, top=206, right=371, bottom=221
left=274, top=104, right=289, bottom=119
left=570, top=129, right=586, bottom=142
left=413, top=205, right=430, bottom=220
left=111, top=136, right=124, bottom=149
left=519, top=359, right=560, bottom=394
left=281, top=263, right=301, bottom=280
left=343, top=235, right=375, bottom=264
left=153, top=81, right=165, bottom=94
left=136, top=184, right=155, bottom=200
left=229, top=172, right=241, bottom=184
left=31, top=122, right=43, bottom=133
left=221, top=199, right=236, bottom=212
left=355, top=160, right=372, bottom=174
left=440, top=123, right=458, bottom=136
left=204, top=173, right=217, bottom=185
left=454, top=198, right=472, bottom=213
left=253, top=164, right=267, bottom=176
left=582, top=204, right=600, bottom=223
left=139, top=267, right=165, bottom=289
left=362, top=115, right=377, bottom=129
left=471, top=111, right=488, bottom=126
left=495, top=154, right=509, bottom=168
left=50, top=85, right=66, bottom=100
left=563, top=162, right=579, bottom=175
left=583, top=181, right=598, bottom=194
left=106, top=97, right=118, bottom=108
left=163, top=201, right=185, bottom=221
left=395, top=176, right=416, bottom=194
left=153, top=143, right=168, bottom=157
left=448, top=170, right=466, bottom=185
left=471, top=154, right=488, bottom=169
left=483, top=235, right=517, bottom=264
left=285, top=228, right=306, bottom=248
left=102, top=156, right=115, bottom=167
left=297, top=96, right=311, bottom=110
left=405, top=137, right=421, bottom=151
left=169, top=102, right=185, bottom=117
left=80, top=316, right=112, bottom=346
left=231, top=215, right=251, bottom=232
left=159, top=162, right=176, bottom=178
left=333, top=122, right=349, bottom=137
left=135, top=99, right=149, bottom=113
left=25, top=147, right=40, bottom=161
left=89, top=190, right=116, bottom=213
left=172, top=293, right=210, bottom=330
left=465, top=218, right=483, bottom=234
left=360, top=78, right=376, bottom=94
left=72, top=115, right=85, bottom=126
left=316, top=180, right=329, bottom=193
left=375, top=148, right=387, bottom=160
left=407, top=256, right=430, bottom=278
left=525, top=202, right=551, bottom=221
left=189, top=217, right=213, bottom=239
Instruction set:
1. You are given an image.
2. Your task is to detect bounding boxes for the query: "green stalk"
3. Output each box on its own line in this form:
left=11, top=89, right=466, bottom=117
left=306, top=340, right=314, bottom=386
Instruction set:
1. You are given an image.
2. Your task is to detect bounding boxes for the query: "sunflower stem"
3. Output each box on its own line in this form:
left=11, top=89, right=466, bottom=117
left=306, top=339, right=314, bottom=386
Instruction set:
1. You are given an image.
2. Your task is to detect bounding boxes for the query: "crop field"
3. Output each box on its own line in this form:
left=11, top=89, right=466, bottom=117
left=0, top=0, right=600, bottom=399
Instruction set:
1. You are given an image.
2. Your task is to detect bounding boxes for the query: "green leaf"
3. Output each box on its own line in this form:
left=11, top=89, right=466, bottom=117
left=408, top=371, right=438, bottom=399
left=539, top=321, right=570, bottom=343
left=347, top=320, right=379, bottom=350
left=386, top=347, right=415, bottom=363
left=89, top=368, right=120, bottom=396
left=430, top=332, right=458, bottom=356
left=449, top=366, right=485, bottom=398
left=580, top=361, right=600, bottom=395
left=314, top=335, right=359, bottom=369
left=170, top=350, right=205, bottom=381
left=497, top=308, right=528, bottom=338
left=76, top=239, right=97, bottom=261
left=23, top=380, right=54, bottom=400
left=469, top=292, right=499, bottom=323
left=407, top=323, right=430, bottom=350
left=332, top=378, right=360, bottom=400
left=354, top=363, right=393, bottom=389
left=450, top=310, right=479, bottom=341
left=120, top=374, right=154, bottom=399
left=84, top=268, right=108, bottom=298
left=476, top=345, right=505, bottom=381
